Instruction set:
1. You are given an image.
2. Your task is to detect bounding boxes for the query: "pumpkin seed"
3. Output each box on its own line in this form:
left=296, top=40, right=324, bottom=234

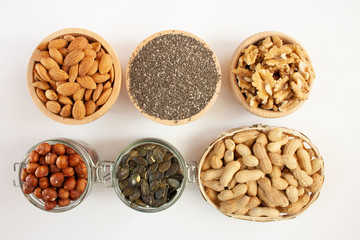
left=167, top=178, right=181, bottom=189
left=158, top=160, right=171, bottom=172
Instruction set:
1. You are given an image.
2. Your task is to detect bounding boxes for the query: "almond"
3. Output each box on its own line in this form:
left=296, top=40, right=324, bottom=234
left=90, top=42, right=101, bottom=52
left=45, top=89, right=58, bottom=101
left=99, top=54, right=112, bottom=74
left=57, top=82, right=80, bottom=96
left=84, top=89, right=93, bottom=101
left=67, top=37, right=88, bottom=52
left=77, top=76, right=96, bottom=89
left=49, top=47, right=63, bottom=65
left=37, top=42, right=49, bottom=51
left=62, top=64, right=70, bottom=73
left=96, top=87, right=112, bottom=106
left=40, top=57, right=59, bottom=70
left=36, top=89, right=48, bottom=103
left=78, top=56, right=94, bottom=76
left=84, top=49, right=96, bottom=59
left=60, top=104, right=72, bottom=117
left=63, top=35, right=75, bottom=42
left=48, top=39, right=68, bottom=49
left=33, top=51, right=50, bottom=62
left=46, top=101, right=61, bottom=114
left=72, top=100, right=86, bottom=120
left=33, top=81, right=49, bottom=90
left=109, top=65, right=114, bottom=82
left=58, top=94, right=73, bottom=105
left=87, top=60, right=98, bottom=76
left=63, top=50, right=85, bottom=66
left=73, top=88, right=85, bottom=101
left=35, top=63, right=51, bottom=82
left=91, top=73, right=110, bottom=83
left=92, top=83, right=103, bottom=101
left=85, top=100, right=96, bottom=115
left=49, top=68, right=69, bottom=81
left=59, top=48, right=68, bottom=57
left=103, top=81, right=112, bottom=90
left=96, top=49, right=105, bottom=60
left=56, top=81, right=67, bottom=88
left=68, top=64, right=79, bottom=82
left=49, top=80, right=57, bottom=90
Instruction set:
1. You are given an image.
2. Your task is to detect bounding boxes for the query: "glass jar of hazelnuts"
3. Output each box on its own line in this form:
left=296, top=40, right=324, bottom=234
left=14, top=138, right=197, bottom=213
left=14, top=138, right=100, bottom=212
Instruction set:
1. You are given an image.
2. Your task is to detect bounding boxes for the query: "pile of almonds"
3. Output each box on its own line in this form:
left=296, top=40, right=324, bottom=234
left=33, top=34, right=115, bottom=120
left=21, top=142, right=88, bottom=211
left=200, top=128, right=324, bottom=218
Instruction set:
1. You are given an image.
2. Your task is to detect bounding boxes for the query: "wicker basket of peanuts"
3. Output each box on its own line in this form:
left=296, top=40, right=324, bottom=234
left=198, top=124, right=324, bottom=222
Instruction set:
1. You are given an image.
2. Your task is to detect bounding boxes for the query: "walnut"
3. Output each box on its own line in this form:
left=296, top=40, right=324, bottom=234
left=233, top=35, right=315, bottom=112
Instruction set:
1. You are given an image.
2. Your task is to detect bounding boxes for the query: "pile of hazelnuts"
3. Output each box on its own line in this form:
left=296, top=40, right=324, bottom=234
left=21, top=142, right=88, bottom=210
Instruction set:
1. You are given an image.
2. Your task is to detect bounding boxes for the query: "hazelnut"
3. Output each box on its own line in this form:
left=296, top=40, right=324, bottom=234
left=22, top=182, right=35, bottom=194
left=53, top=143, right=65, bottom=155
left=65, top=146, right=77, bottom=155
left=50, top=172, right=65, bottom=187
left=39, top=177, right=50, bottom=189
left=34, top=187, right=43, bottom=199
left=35, top=165, right=49, bottom=178
left=58, top=188, right=69, bottom=199
left=20, top=168, right=28, bottom=182
left=44, top=200, right=57, bottom=210
left=45, top=153, right=58, bottom=165
left=25, top=174, right=38, bottom=188
left=39, top=156, right=47, bottom=165
left=56, top=155, right=69, bottom=169
left=26, top=163, right=39, bottom=174
left=42, top=188, right=57, bottom=201
left=77, top=173, right=88, bottom=178
left=76, top=178, right=87, bottom=193
left=69, top=190, right=81, bottom=200
left=74, top=162, right=87, bottom=175
left=49, top=164, right=61, bottom=173
left=62, top=167, right=75, bottom=177
left=68, top=154, right=81, bottom=166
left=58, top=198, right=70, bottom=207
left=36, top=143, right=51, bottom=155
left=28, top=150, right=39, bottom=163
left=63, top=177, right=76, bottom=191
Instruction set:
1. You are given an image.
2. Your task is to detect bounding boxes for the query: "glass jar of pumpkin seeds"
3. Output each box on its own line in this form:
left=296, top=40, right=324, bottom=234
left=111, top=138, right=196, bottom=213
left=14, top=137, right=196, bottom=213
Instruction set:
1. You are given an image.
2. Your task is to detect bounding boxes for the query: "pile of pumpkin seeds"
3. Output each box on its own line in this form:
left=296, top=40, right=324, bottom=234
left=117, top=143, right=184, bottom=208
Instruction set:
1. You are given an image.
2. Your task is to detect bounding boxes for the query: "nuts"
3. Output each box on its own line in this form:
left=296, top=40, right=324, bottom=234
left=32, top=34, right=115, bottom=120
left=232, top=36, right=315, bottom=112
left=200, top=127, right=324, bottom=219
left=20, top=142, right=88, bottom=211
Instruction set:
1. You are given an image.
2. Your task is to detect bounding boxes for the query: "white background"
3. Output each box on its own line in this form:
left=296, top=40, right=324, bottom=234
left=0, top=0, right=359, bottom=239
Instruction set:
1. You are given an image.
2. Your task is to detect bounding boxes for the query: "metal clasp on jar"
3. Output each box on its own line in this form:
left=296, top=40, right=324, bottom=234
left=186, top=161, right=197, bottom=183
left=95, top=161, right=114, bottom=187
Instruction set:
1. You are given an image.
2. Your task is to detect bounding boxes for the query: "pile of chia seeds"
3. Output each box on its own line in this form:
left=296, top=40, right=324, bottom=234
left=128, top=33, right=220, bottom=121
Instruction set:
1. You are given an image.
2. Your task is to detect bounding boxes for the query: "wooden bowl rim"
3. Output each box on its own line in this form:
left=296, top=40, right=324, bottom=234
left=197, top=124, right=324, bottom=222
left=125, top=30, right=222, bottom=126
left=27, top=28, right=122, bottom=125
left=229, top=31, right=315, bottom=118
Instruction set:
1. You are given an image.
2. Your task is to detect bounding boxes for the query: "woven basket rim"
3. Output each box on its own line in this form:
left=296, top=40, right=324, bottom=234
left=197, top=124, right=324, bottom=222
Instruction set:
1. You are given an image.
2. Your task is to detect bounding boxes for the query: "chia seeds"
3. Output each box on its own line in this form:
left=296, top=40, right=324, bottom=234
left=128, top=32, right=220, bottom=121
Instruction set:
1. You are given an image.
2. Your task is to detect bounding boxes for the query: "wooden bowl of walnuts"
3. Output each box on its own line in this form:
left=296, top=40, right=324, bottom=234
left=229, top=32, right=315, bottom=118
left=198, top=125, right=324, bottom=221
left=27, top=28, right=122, bottom=124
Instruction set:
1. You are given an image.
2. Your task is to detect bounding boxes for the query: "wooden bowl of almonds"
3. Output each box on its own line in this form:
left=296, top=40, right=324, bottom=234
left=27, top=28, right=122, bottom=124
left=229, top=32, right=315, bottom=118
left=198, top=124, right=324, bottom=222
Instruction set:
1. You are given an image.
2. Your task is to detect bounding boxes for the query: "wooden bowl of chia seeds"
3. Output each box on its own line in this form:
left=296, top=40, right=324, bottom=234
left=126, top=30, right=221, bottom=125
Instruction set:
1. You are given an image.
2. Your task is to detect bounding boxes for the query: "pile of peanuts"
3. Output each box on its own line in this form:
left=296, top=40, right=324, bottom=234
left=21, top=142, right=88, bottom=211
left=200, top=128, right=324, bottom=218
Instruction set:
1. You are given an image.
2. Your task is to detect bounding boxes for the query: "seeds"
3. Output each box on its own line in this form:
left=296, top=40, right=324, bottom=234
left=32, top=34, right=115, bottom=120
left=117, top=143, right=184, bottom=209
left=128, top=32, right=220, bottom=121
